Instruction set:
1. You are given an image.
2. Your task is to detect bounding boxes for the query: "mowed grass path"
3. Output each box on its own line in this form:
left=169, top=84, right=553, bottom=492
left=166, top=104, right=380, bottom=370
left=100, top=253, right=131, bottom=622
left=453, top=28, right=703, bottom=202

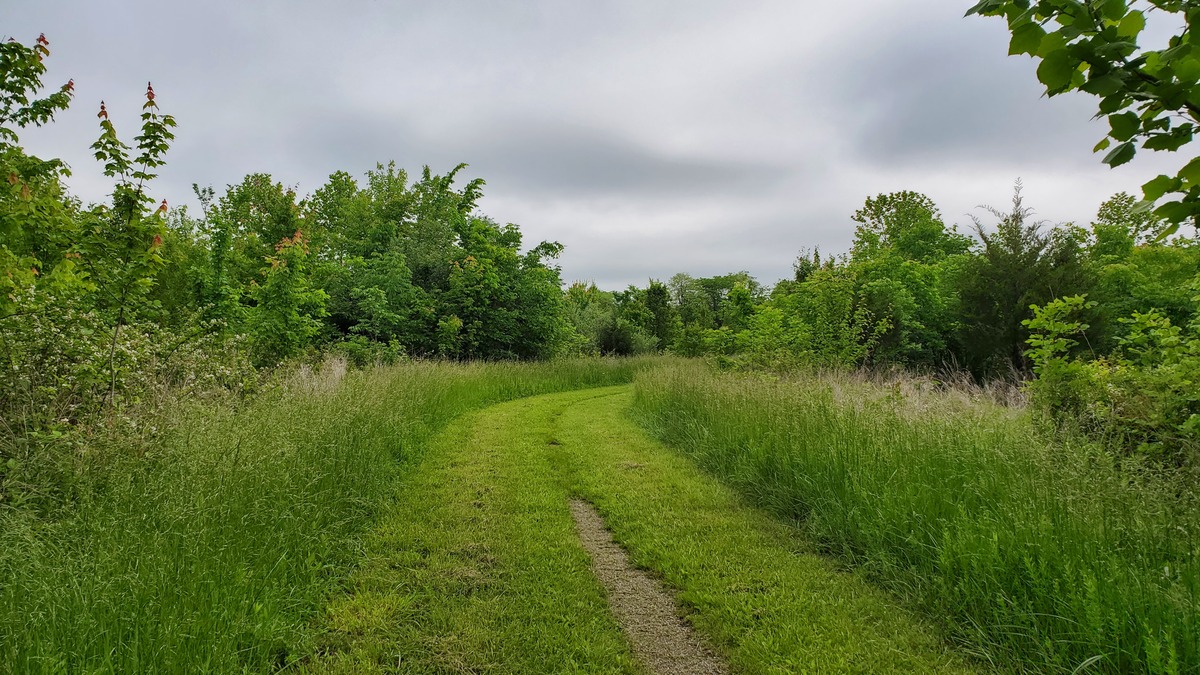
left=307, top=386, right=975, bottom=674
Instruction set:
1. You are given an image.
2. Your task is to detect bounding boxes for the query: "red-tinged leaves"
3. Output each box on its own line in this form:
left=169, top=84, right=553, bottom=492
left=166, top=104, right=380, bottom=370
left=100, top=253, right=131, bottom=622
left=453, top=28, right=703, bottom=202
left=6, top=173, right=17, bottom=185
left=156, top=199, right=168, bottom=215
left=32, top=33, right=50, bottom=60
left=98, top=101, right=108, bottom=119
left=19, top=184, right=31, bottom=200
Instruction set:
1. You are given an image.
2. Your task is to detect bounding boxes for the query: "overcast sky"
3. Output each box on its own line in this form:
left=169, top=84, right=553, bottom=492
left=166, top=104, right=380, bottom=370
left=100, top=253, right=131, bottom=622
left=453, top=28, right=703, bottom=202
left=5, top=1, right=1186, bottom=288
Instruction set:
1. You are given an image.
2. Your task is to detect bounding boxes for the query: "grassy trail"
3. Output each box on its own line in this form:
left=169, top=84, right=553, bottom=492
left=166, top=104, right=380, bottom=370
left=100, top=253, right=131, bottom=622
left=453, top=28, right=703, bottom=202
left=308, top=386, right=974, bottom=674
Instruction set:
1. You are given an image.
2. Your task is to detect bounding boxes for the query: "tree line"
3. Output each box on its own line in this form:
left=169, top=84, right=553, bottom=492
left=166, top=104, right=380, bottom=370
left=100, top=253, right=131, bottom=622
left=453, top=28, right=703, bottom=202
left=2, top=32, right=1197, bottom=480
left=571, top=186, right=1198, bottom=462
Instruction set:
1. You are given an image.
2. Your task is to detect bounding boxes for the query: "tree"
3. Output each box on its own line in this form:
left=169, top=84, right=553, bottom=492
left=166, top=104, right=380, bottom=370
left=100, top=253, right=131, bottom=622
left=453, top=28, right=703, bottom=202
left=81, top=84, right=177, bottom=403
left=852, top=191, right=970, bottom=262
left=247, top=231, right=327, bottom=366
left=1086, top=192, right=1200, bottom=351
left=643, top=280, right=680, bottom=349
left=969, top=0, right=1200, bottom=236
left=849, top=192, right=972, bottom=364
left=0, top=33, right=75, bottom=320
left=957, top=182, right=1089, bottom=375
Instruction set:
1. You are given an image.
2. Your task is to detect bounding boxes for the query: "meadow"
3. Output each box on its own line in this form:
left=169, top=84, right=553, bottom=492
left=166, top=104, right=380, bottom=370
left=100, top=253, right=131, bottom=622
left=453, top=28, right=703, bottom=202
left=633, top=360, right=1199, bottom=673
left=0, top=358, right=647, bottom=673
left=3, top=356, right=1195, bottom=673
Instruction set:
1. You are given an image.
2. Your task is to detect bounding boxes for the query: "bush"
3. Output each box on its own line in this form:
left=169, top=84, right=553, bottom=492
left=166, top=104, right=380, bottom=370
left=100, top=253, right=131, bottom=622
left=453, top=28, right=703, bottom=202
left=1025, top=290, right=1200, bottom=465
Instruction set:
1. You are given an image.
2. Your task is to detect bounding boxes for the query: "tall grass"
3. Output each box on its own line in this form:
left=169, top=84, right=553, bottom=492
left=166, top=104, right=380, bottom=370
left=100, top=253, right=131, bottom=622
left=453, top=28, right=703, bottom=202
left=0, top=357, right=648, bottom=674
left=633, top=361, right=1199, bottom=673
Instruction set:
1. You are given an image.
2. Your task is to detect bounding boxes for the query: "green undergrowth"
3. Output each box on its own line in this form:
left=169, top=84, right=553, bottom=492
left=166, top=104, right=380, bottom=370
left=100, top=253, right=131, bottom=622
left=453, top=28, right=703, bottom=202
left=311, top=386, right=971, bottom=673
left=0, top=357, right=650, bottom=674
left=632, top=361, right=1200, bottom=673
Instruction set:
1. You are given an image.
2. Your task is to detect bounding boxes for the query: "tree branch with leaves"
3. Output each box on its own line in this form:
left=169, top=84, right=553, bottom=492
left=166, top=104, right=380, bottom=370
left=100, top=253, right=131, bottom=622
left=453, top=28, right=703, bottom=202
left=968, top=0, right=1200, bottom=236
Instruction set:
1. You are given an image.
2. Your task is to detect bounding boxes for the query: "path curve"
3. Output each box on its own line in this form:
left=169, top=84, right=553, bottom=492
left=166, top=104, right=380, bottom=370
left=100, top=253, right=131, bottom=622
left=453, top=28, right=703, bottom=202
left=308, top=385, right=977, bottom=674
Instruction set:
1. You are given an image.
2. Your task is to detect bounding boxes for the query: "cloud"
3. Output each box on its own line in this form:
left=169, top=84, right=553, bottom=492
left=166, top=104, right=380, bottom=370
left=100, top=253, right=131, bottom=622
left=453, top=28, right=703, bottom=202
left=7, top=1, right=1185, bottom=291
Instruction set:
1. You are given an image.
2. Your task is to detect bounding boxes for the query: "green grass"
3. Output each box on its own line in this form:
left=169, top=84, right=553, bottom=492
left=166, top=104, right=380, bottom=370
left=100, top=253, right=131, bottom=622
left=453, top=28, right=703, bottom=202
left=632, top=360, right=1200, bottom=673
left=0, top=358, right=648, bottom=674
left=310, top=386, right=970, bottom=673
left=306, top=388, right=639, bottom=674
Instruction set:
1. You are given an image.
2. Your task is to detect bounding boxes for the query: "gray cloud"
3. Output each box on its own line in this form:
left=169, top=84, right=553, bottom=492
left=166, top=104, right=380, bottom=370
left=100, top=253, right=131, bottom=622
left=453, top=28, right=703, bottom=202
left=7, top=1, right=1179, bottom=290
left=833, top=14, right=1100, bottom=168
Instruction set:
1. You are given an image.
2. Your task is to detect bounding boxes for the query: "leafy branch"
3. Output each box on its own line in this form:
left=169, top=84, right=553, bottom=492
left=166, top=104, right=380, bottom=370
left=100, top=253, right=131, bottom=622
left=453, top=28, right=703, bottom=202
left=968, top=0, right=1200, bottom=236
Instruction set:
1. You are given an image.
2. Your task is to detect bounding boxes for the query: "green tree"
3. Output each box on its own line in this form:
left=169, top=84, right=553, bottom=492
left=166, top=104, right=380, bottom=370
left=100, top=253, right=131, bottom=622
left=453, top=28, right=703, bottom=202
left=720, top=282, right=755, bottom=332
left=852, top=191, right=971, bottom=262
left=644, top=280, right=680, bottom=350
left=247, top=231, right=327, bottom=366
left=1086, top=192, right=1200, bottom=351
left=848, top=192, right=971, bottom=365
left=81, top=84, right=177, bottom=403
left=563, top=282, right=618, bottom=355
left=957, top=183, right=1089, bottom=376
left=0, top=34, right=76, bottom=319
left=667, top=273, right=715, bottom=329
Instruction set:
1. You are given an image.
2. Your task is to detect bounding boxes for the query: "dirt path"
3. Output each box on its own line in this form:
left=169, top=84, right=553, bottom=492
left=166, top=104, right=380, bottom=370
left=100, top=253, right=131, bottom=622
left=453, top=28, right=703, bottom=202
left=307, top=386, right=976, bottom=674
left=570, top=499, right=728, bottom=675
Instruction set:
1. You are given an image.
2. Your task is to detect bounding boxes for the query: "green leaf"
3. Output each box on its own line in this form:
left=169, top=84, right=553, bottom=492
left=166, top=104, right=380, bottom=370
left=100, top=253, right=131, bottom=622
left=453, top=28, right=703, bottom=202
left=1174, top=55, right=1200, bottom=84
left=1036, top=31, right=1068, bottom=59
left=1103, top=141, right=1136, bottom=167
left=1162, top=42, right=1194, bottom=64
left=1144, top=127, right=1194, bottom=151
left=1081, top=72, right=1125, bottom=96
left=1098, top=94, right=1127, bottom=114
left=1100, top=0, right=1127, bottom=21
left=1142, top=174, right=1180, bottom=201
left=1094, top=137, right=1112, bottom=153
left=1108, top=111, right=1141, bottom=141
left=1117, top=10, right=1145, bottom=38
left=1152, top=200, right=1193, bottom=222
left=1010, top=22, right=1048, bottom=56
left=965, top=0, right=1004, bottom=17
left=1153, top=221, right=1182, bottom=240
left=1037, top=49, right=1077, bottom=92
left=1178, top=156, right=1200, bottom=185
left=1131, top=198, right=1156, bottom=214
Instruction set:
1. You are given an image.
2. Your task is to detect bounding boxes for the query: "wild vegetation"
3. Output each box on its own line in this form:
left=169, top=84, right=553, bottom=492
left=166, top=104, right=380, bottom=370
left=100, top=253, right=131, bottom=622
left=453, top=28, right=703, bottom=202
left=585, top=187, right=1198, bottom=463
left=1, top=13, right=1199, bottom=674
left=0, top=358, right=648, bottom=672
left=634, top=362, right=1198, bottom=672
